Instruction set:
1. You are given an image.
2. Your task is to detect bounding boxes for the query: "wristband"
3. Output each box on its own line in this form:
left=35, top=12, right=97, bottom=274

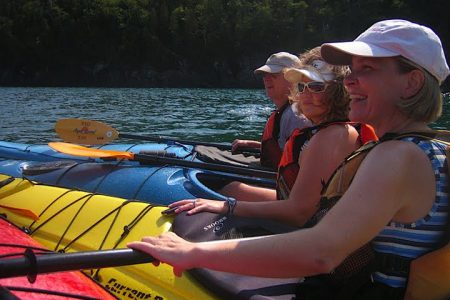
left=226, top=197, right=237, bottom=215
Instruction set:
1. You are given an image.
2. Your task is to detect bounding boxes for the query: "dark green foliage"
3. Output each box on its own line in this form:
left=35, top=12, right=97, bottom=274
left=0, top=0, right=449, bottom=88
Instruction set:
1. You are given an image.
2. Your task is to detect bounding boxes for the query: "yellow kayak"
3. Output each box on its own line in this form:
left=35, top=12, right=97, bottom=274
left=0, top=174, right=215, bottom=300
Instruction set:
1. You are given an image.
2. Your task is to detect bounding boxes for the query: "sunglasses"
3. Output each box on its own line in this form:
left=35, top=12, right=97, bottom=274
left=297, top=81, right=328, bottom=94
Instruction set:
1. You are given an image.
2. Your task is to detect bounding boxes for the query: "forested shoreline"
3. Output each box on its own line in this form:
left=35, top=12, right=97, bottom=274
left=1, top=0, right=449, bottom=90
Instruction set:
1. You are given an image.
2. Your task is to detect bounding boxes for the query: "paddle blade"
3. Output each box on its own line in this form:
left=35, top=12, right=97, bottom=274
left=48, top=142, right=134, bottom=160
left=55, top=118, right=119, bottom=145
left=0, top=205, right=39, bottom=220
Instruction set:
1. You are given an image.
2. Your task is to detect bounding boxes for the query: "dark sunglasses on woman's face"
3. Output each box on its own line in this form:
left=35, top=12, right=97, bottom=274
left=297, top=81, right=327, bottom=93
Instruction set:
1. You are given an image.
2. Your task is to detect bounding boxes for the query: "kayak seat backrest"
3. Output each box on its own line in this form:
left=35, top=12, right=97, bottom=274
left=173, top=211, right=301, bottom=300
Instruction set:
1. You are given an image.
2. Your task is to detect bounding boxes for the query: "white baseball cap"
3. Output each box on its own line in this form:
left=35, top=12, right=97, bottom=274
left=284, top=60, right=336, bottom=83
left=321, top=19, right=450, bottom=84
left=254, top=52, right=300, bottom=74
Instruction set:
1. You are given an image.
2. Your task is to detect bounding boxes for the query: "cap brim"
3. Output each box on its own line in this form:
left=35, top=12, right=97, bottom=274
left=254, top=64, right=284, bottom=74
left=284, top=68, right=333, bottom=83
left=321, top=41, right=400, bottom=65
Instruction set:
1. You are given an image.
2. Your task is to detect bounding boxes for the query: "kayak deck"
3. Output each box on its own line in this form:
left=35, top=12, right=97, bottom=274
left=0, top=141, right=275, bottom=206
left=0, top=174, right=215, bottom=300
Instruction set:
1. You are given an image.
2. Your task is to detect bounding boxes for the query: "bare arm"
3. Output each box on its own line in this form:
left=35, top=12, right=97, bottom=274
left=128, top=141, right=435, bottom=278
left=220, top=181, right=277, bottom=202
left=225, top=125, right=361, bottom=226
left=166, top=184, right=277, bottom=215
left=231, top=139, right=261, bottom=152
left=170, top=125, right=360, bottom=225
left=308, top=140, right=436, bottom=262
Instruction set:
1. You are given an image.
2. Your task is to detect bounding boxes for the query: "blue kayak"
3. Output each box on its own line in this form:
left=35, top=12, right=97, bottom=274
left=0, top=141, right=274, bottom=205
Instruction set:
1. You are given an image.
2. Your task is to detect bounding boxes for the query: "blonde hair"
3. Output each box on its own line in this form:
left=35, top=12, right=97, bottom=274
left=396, top=57, right=443, bottom=123
left=291, top=47, right=351, bottom=122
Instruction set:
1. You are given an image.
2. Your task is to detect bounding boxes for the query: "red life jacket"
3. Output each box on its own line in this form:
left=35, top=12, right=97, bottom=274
left=260, top=103, right=289, bottom=170
left=276, top=122, right=378, bottom=200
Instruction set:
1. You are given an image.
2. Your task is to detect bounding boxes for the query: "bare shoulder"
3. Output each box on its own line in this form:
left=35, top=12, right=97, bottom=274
left=311, top=123, right=359, bottom=144
left=322, top=123, right=358, bottom=134
left=313, top=139, right=437, bottom=258
left=310, top=124, right=358, bottom=150
left=355, top=139, right=435, bottom=221
left=365, top=139, right=429, bottom=166
left=300, top=123, right=360, bottom=170
left=359, top=140, right=433, bottom=180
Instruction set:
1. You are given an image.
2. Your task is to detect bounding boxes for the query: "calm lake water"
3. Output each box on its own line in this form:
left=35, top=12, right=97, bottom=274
left=1, top=87, right=449, bottom=144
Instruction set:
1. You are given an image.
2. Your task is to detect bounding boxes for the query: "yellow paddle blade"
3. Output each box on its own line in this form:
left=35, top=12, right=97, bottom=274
left=48, top=142, right=135, bottom=160
left=0, top=204, right=39, bottom=220
left=55, top=118, right=119, bottom=145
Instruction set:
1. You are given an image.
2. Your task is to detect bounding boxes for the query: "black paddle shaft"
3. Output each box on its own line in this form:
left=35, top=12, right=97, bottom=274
left=0, top=248, right=153, bottom=280
left=119, top=133, right=260, bottom=154
left=134, top=153, right=276, bottom=179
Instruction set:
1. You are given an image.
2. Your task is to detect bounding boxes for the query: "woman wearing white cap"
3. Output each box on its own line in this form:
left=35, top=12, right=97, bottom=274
left=161, top=46, right=376, bottom=229
left=128, top=20, right=450, bottom=299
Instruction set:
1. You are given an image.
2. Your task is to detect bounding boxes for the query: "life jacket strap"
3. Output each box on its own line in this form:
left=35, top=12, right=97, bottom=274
left=375, top=253, right=412, bottom=277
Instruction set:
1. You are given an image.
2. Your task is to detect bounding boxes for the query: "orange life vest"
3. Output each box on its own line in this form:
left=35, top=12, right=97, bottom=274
left=260, top=103, right=289, bottom=170
left=276, top=122, right=378, bottom=200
